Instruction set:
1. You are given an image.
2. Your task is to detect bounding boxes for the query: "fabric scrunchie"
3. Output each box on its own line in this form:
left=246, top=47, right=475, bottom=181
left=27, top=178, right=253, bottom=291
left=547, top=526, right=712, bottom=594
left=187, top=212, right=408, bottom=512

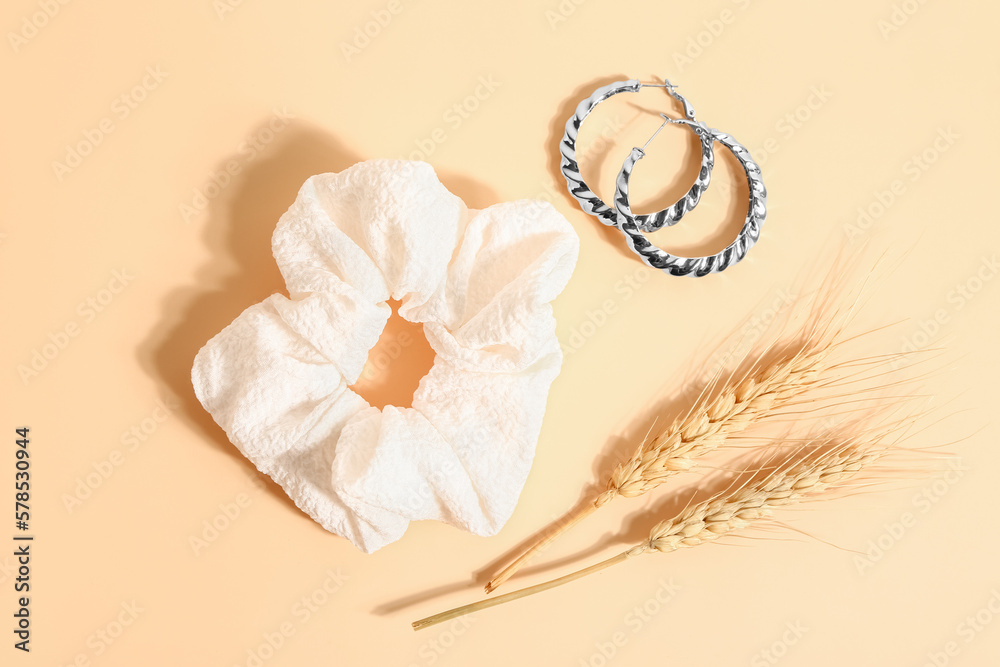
left=192, top=160, right=579, bottom=553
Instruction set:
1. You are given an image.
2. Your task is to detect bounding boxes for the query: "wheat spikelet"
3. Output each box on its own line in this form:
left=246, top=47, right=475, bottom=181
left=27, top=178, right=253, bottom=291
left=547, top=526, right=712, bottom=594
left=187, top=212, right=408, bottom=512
left=485, top=339, right=839, bottom=592
left=481, top=252, right=918, bottom=593
left=601, top=344, right=831, bottom=503
left=604, top=244, right=897, bottom=507
left=414, top=428, right=907, bottom=631
left=640, top=437, right=882, bottom=554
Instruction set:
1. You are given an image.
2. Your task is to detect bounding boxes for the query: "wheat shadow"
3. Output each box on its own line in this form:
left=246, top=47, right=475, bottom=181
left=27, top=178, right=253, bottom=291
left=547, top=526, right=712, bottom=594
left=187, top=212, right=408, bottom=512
left=467, top=333, right=818, bottom=587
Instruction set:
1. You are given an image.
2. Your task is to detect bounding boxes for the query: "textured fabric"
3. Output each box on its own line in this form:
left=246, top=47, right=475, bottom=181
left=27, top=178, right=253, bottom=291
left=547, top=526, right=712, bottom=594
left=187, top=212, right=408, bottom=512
left=191, top=160, right=579, bottom=553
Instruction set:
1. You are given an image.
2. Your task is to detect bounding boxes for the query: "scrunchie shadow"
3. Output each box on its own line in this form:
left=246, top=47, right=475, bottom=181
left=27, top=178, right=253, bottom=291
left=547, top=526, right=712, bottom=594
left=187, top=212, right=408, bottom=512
left=137, top=118, right=499, bottom=524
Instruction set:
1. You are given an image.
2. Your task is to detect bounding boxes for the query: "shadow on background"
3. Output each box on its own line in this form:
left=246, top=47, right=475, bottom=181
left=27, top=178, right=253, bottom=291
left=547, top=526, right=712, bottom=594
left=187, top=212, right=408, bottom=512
left=136, top=118, right=500, bottom=516
left=380, top=330, right=823, bottom=615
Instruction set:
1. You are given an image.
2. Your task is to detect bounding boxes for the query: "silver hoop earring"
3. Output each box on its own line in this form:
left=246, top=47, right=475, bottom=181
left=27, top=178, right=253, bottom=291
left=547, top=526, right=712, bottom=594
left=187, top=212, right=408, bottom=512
left=614, top=116, right=767, bottom=277
left=560, top=78, right=714, bottom=230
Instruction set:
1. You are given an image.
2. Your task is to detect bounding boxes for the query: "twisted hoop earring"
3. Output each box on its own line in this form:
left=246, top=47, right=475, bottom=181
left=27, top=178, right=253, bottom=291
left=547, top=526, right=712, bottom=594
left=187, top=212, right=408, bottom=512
left=614, top=115, right=767, bottom=277
left=560, top=78, right=714, bottom=230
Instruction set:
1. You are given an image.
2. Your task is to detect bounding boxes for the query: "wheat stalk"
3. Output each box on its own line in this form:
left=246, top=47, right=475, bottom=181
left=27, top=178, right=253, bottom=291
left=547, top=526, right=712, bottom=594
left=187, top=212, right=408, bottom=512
left=485, top=337, right=841, bottom=592
left=415, top=430, right=901, bottom=630
left=482, top=254, right=910, bottom=594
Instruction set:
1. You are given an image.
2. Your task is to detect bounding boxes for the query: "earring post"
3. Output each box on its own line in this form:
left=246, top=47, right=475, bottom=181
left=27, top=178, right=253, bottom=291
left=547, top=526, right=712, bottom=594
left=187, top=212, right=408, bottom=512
left=641, top=114, right=673, bottom=150
left=640, top=78, right=677, bottom=90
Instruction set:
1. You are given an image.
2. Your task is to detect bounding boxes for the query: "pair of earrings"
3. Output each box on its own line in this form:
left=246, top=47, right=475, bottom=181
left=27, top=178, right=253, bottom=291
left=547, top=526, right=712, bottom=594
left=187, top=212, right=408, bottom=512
left=560, top=78, right=767, bottom=277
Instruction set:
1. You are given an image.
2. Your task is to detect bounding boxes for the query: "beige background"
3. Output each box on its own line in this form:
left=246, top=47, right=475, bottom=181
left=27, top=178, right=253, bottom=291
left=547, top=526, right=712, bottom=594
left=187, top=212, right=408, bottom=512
left=2, top=0, right=999, bottom=664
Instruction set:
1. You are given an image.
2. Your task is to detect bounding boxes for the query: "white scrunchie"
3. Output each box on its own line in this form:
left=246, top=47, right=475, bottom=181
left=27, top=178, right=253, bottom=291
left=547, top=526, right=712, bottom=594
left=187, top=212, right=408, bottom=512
left=192, top=160, right=579, bottom=553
